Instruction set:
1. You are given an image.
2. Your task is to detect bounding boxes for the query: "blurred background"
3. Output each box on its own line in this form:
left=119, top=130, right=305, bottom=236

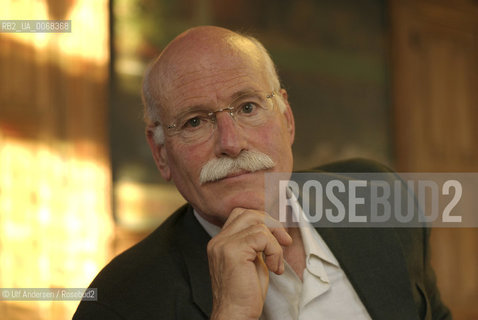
left=0, top=0, right=477, bottom=319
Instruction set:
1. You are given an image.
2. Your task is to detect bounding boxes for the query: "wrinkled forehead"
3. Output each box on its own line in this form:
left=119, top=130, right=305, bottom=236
left=154, top=36, right=271, bottom=117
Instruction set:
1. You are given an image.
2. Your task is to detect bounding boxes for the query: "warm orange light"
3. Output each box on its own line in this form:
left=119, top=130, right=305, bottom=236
left=0, top=0, right=112, bottom=319
left=0, top=137, right=113, bottom=318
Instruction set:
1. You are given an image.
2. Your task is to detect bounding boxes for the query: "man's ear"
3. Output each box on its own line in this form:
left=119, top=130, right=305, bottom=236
left=146, top=127, right=171, bottom=181
left=279, top=89, right=295, bottom=144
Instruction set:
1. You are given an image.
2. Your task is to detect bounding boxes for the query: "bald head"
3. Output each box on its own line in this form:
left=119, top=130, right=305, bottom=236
left=142, top=26, right=283, bottom=143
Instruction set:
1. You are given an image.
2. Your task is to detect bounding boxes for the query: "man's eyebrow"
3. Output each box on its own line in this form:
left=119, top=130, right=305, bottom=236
left=229, top=88, right=262, bottom=100
left=172, top=104, right=211, bottom=120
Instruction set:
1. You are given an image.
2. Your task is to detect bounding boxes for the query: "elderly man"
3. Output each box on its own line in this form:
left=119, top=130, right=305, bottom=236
left=74, top=26, right=450, bottom=320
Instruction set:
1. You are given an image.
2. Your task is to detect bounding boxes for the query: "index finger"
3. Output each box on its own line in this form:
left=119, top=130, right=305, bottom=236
left=223, top=208, right=292, bottom=246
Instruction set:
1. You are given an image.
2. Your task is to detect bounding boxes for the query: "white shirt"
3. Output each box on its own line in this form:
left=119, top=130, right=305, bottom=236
left=194, top=196, right=372, bottom=320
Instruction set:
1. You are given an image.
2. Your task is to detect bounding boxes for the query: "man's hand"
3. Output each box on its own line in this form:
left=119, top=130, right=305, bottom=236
left=207, top=208, right=292, bottom=320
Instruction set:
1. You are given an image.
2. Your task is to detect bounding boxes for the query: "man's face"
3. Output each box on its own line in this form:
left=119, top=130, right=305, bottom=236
left=148, top=38, right=295, bottom=226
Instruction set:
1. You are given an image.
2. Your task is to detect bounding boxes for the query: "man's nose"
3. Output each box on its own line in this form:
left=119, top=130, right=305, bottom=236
left=213, top=111, right=247, bottom=157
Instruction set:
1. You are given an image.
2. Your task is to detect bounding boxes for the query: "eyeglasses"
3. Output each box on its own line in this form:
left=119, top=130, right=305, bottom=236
left=157, top=90, right=277, bottom=144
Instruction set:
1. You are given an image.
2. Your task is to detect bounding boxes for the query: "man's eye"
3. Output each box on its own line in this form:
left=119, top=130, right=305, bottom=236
left=241, top=102, right=256, bottom=114
left=185, top=117, right=201, bottom=128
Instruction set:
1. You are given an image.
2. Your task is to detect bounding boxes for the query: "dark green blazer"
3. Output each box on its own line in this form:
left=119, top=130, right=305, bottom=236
left=73, top=159, right=451, bottom=320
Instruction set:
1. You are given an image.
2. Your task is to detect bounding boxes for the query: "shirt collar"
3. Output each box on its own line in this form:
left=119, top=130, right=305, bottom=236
left=194, top=209, right=221, bottom=237
left=287, top=188, right=339, bottom=268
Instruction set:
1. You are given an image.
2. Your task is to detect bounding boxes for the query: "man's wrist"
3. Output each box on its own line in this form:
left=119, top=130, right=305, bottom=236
left=211, top=304, right=260, bottom=320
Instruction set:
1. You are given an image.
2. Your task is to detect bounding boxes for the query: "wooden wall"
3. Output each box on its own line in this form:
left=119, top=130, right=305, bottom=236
left=390, top=0, right=478, bottom=318
left=0, top=1, right=113, bottom=319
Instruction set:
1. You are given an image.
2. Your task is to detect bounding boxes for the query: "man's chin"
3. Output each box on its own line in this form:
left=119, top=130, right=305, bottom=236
left=219, top=193, right=265, bottom=215
left=196, top=190, right=264, bottom=218
left=196, top=172, right=268, bottom=222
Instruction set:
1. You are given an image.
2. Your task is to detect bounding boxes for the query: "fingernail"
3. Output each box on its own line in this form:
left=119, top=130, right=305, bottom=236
left=277, top=260, right=283, bottom=274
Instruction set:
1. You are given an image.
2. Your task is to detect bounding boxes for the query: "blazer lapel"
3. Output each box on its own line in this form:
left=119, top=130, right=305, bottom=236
left=176, top=205, right=213, bottom=318
left=318, top=227, right=419, bottom=320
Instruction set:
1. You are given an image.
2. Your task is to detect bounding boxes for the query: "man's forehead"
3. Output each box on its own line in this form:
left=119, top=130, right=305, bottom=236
left=158, top=44, right=266, bottom=105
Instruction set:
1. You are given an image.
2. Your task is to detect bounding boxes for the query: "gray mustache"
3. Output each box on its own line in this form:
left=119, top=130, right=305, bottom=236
left=199, top=150, right=275, bottom=184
